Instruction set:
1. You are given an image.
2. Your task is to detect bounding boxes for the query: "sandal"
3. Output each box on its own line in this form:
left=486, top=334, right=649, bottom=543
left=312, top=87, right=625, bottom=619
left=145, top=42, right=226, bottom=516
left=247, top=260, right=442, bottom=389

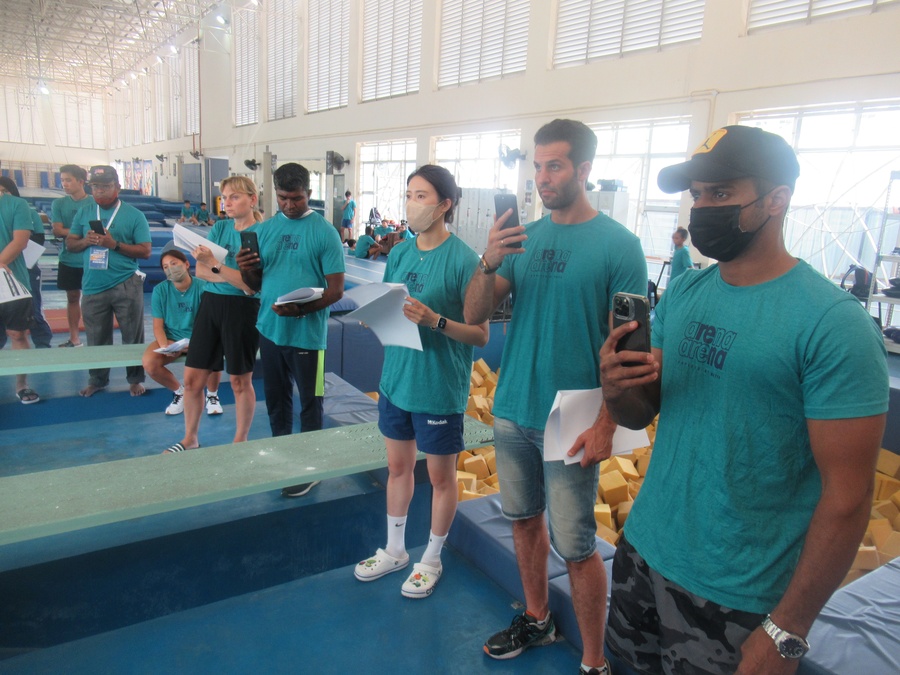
left=354, top=548, right=409, bottom=582
left=16, top=388, right=40, bottom=405
left=57, top=340, right=84, bottom=348
left=162, top=442, right=199, bottom=454
left=401, top=561, right=443, bottom=599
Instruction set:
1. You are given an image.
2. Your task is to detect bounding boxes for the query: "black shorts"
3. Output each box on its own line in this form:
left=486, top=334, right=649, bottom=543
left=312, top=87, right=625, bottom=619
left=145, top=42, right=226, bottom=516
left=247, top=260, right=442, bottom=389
left=57, top=263, right=84, bottom=291
left=0, top=297, right=33, bottom=332
left=185, top=292, right=259, bottom=375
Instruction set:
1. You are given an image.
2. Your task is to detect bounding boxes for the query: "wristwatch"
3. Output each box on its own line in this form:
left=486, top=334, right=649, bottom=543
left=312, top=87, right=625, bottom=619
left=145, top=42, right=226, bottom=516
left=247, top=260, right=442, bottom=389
left=761, top=615, right=809, bottom=659
left=431, top=316, right=447, bottom=331
left=479, top=255, right=498, bottom=275
left=113, top=241, right=121, bottom=252
left=210, top=265, right=221, bottom=274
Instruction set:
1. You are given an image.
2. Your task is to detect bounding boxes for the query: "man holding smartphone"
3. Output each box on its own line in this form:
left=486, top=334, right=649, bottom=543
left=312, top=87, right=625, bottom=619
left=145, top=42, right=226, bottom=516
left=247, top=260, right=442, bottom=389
left=67, top=166, right=151, bottom=397
left=599, top=126, right=888, bottom=674
left=464, top=119, right=647, bottom=675
left=238, top=163, right=345, bottom=498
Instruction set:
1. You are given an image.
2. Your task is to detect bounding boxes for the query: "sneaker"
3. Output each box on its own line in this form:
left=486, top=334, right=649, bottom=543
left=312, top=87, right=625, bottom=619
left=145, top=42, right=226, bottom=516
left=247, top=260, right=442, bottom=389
left=205, top=392, right=223, bottom=415
left=400, top=561, right=442, bottom=598
left=165, top=392, right=184, bottom=415
left=281, top=481, right=320, bottom=498
left=580, top=665, right=611, bottom=675
left=354, top=548, right=410, bottom=582
left=484, top=612, right=557, bottom=660
left=58, top=339, right=83, bottom=348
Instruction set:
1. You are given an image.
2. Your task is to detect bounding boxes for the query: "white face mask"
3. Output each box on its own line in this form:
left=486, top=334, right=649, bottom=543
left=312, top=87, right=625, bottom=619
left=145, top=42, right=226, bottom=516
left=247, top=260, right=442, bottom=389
left=165, top=266, right=188, bottom=283
left=405, top=201, right=440, bottom=233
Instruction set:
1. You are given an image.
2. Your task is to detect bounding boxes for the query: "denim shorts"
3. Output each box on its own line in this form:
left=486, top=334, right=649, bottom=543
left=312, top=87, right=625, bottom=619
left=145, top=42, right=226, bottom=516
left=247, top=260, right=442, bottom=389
left=493, top=417, right=600, bottom=562
left=377, top=392, right=464, bottom=456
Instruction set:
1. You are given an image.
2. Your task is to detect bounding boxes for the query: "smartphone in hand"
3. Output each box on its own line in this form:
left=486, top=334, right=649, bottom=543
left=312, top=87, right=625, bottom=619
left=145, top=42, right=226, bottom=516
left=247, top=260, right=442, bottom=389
left=88, top=220, right=106, bottom=236
left=612, top=292, right=651, bottom=364
left=493, top=193, right=522, bottom=248
left=239, top=230, right=260, bottom=268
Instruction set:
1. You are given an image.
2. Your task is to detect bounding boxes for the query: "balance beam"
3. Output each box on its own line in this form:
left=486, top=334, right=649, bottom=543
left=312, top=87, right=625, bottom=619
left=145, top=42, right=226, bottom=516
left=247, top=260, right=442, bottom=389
left=0, top=418, right=495, bottom=546
left=0, top=343, right=149, bottom=377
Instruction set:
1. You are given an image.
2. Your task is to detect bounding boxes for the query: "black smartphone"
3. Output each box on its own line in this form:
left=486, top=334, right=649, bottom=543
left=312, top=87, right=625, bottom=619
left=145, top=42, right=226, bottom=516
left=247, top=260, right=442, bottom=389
left=240, top=230, right=259, bottom=257
left=493, top=193, right=522, bottom=248
left=612, top=292, right=651, bottom=364
left=88, top=220, right=106, bottom=236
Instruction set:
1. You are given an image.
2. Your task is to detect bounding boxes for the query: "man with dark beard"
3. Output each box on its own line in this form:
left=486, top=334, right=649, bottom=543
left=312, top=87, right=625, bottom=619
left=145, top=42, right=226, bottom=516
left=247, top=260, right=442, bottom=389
left=67, top=166, right=151, bottom=397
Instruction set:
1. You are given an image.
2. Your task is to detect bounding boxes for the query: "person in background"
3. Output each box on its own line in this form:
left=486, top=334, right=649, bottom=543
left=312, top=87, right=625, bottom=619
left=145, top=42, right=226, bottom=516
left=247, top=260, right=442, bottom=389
left=669, top=226, right=693, bottom=283
left=0, top=181, right=40, bottom=403
left=178, top=200, right=194, bottom=224
left=465, top=119, right=647, bottom=674
left=0, top=177, right=52, bottom=348
left=192, top=202, right=213, bottom=226
left=396, top=221, right=415, bottom=241
left=341, top=190, right=356, bottom=241
left=51, top=164, right=94, bottom=348
left=163, top=176, right=261, bottom=453
left=142, top=248, right=223, bottom=417
left=600, top=125, right=888, bottom=674
left=354, top=164, right=488, bottom=598
left=354, top=226, right=383, bottom=260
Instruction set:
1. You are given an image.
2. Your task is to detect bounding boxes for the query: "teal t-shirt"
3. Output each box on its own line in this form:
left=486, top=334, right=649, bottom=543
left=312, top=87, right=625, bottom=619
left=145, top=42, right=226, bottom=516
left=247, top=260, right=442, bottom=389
left=374, top=226, right=393, bottom=237
left=380, top=235, right=480, bottom=415
left=670, top=245, right=693, bottom=282
left=51, top=194, right=95, bottom=268
left=70, top=201, right=151, bottom=295
left=151, top=277, right=208, bottom=341
left=492, top=213, right=647, bottom=430
left=181, top=205, right=194, bottom=218
left=0, top=194, right=34, bottom=290
left=196, top=208, right=210, bottom=222
left=203, top=219, right=259, bottom=298
left=256, top=211, right=345, bottom=350
left=355, top=234, right=377, bottom=258
left=625, top=261, right=890, bottom=614
left=342, top=199, right=356, bottom=220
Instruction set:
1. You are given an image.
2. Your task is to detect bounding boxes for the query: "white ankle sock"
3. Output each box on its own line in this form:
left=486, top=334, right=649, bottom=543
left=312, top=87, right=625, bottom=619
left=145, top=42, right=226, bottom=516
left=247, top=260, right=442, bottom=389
left=206, top=389, right=217, bottom=396
left=421, top=531, right=447, bottom=566
left=385, top=515, right=407, bottom=558
left=175, top=385, right=184, bottom=395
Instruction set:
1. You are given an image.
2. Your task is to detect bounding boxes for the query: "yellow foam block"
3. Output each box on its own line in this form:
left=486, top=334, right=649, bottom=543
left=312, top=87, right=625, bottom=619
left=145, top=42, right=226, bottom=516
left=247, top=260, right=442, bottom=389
left=877, top=449, right=900, bottom=479
left=471, top=445, right=494, bottom=456
left=878, top=476, right=900, bottom=501
left=466, top=397, right=478, bottom=412
left=478, top=483, right=500, bottom=496
left=893, top=513, right=900, bottom=531
left=365, top=391, right=379, bottom=401
left=868, top=518, right=893, bottom=549
left=873, top=500, right=900, bottom=521
left=460, top=489, right=484, bottom=502
left=628, top=479, right=643, bottom=499
left=457, top=451, right=474, bottom=472
left=852, top=545, right=881, bottom=571
left=484, top=450, right=496, bottom=475
left=599, top=471, right=629, bottom=506
left=485, top=473, right=500, bottom=487
left=599, top=459, right=611, bottom=474
left=593, top=503, right=613, bottom=530
left=595, top=522, right=620, bottom=546
left=617, top=500, right=633, bottom=529
left=636, top=454, right=652, bottom=477
left=473, top=358, right=491, bottom=378
left=892, top=490, right=900, bottom=510
left=877, top=531, right=900, bottom=561
left=840, top=568, right=868, bottom=588
left=470, top=369, right=485, bottom=388
left=481, top=412, right=495, bottom=426
left=457, top=471, right=478, bottom=492
left=608, top=456, right=640, bottom=482
left=632, top=446, right=649, bottom=458
left=466, top=410, right=481, bottom=421
left=471, top=387, right=488, bottom=398
left=464, top=455, right=490, bottom=481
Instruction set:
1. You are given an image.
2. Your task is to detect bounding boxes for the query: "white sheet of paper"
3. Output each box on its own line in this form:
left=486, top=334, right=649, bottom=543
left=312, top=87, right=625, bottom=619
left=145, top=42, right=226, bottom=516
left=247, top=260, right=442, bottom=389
left=0, top=268, right=32, bottom=304
left=274, top=287, right=324, bottom=306
left=22, top=240, right=46, bottom=269
left=344, top=282, right=422, bottom=351
left=154, top=338, right=190, bottom=354
left=543, top=387, right=651, bottom=464
left=172, top=224, right=228, bottom=264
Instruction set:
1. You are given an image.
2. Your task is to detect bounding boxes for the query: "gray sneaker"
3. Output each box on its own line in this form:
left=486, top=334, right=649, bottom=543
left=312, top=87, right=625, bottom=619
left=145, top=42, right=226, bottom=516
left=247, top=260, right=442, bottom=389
left=484, top=612, right=556, bottom=660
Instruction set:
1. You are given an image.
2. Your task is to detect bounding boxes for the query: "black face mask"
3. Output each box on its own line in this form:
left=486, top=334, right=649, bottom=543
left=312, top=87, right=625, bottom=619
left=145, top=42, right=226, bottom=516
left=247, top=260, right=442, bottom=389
left=688, top=195, right=770, bottom=262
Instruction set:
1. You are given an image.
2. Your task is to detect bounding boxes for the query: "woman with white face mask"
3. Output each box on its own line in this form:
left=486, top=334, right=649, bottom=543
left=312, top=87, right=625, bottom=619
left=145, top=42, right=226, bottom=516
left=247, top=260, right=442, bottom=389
left=141, top=249, right=223, bottom=416
left=354, top=165, right=490, bottom=599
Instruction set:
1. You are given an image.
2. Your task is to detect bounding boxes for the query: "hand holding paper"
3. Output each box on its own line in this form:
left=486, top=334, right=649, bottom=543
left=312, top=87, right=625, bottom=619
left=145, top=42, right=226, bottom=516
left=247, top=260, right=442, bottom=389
left=344, top=283, right=422, bottom=351
left=274, top=287, right=324, bottom=306
left=172, top=225, right=228, bottom=264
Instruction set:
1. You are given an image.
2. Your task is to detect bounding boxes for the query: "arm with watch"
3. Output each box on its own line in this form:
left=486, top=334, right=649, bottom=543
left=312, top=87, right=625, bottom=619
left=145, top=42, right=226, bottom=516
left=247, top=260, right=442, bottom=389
left=402, top=296, right=489, bottom=347
left=735, top=414, right=885, bottom=673
left=194, top=244, right=256, bottom=295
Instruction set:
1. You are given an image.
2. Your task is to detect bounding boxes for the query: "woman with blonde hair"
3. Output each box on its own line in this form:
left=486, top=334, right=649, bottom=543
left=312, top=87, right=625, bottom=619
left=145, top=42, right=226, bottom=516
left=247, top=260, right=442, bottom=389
left=164, top=176, right=261, bottom=453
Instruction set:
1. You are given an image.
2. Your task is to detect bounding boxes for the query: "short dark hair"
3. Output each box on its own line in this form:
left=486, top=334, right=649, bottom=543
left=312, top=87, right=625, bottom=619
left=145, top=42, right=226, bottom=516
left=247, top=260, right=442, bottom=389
left=534, top=119, right=598, bottom=167
left=345, top=190, right=351, bottom=197
left=200, top=202, right=206, bottom=207
left=160, top=248, right=189, bottom=267
left=273, top=163, right=310, bottom=193
left=365, top=226, right=374, bottom=236
left=59, top=165, right=86, bottom=182
left=406, top=164, right=461, bottom=224
left=675, top=227, right=688, bottom=239
left=0, top=176, right=20, bottom=196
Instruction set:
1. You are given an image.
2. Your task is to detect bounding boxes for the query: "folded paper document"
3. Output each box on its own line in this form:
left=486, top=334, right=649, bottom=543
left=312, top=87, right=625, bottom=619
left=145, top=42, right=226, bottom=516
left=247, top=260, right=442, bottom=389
left=344, top=283, right=422, bottom=351
left=274, top=287, right=324, bottom=306
left=172, top=225, right=228, bottom=264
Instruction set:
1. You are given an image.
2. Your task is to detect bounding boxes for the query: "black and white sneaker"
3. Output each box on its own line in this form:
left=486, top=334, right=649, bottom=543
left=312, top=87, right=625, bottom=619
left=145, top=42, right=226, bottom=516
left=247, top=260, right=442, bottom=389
left=281, top=481, right=320, bottom=498
left=165, top=392, right=184, bottom=415
left=205, top=392, right=223, bottom=415
left=483, top=612, right=556, bottom=660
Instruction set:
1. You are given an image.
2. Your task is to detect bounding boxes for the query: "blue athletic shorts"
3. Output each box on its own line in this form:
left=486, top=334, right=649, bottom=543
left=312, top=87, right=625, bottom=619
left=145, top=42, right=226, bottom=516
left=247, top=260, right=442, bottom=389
left=377, top=392, right=464, bottom=456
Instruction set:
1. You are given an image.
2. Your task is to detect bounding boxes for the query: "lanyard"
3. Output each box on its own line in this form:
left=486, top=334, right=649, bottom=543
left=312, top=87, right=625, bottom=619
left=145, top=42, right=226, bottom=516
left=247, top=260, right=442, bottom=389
left=97, top=201, right=122, bottom=231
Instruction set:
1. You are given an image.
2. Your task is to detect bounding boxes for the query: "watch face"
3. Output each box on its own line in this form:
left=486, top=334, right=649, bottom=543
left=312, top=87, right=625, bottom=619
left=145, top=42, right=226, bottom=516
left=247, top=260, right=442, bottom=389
left=779, top=637, right=807, bottom=659
left=438, top=317, right=447, bottom=330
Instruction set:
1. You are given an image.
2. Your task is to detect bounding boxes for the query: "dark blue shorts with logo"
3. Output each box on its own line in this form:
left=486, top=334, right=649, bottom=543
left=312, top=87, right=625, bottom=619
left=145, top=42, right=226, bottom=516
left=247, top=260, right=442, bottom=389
left=377, top=392, right=464, bottom=456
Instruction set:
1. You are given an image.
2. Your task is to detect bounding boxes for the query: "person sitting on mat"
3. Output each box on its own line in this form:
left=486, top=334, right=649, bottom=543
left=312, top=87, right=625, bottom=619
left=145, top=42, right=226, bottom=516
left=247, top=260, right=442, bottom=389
left=142, top=248, right=223, bottom=417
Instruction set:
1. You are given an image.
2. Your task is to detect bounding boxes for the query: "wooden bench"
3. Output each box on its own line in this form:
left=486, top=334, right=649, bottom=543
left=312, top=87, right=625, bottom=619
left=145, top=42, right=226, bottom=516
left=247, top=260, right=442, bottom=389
left=0, top=343, right=149, bottom=377
left=0, top=418, right=494, bottom=546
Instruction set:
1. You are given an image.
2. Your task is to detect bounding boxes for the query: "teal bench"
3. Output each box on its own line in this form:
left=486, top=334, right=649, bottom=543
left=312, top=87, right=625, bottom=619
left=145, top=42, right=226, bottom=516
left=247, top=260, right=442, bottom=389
left=0, top=418, right=494, bottom=546
left=0, top=344, right=149, bottom=377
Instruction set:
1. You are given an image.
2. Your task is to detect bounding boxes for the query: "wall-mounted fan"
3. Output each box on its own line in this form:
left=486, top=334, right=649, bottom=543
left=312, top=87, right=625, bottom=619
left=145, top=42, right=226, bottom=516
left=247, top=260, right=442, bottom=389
left=244, top=159, right=260, bottom=171
left=155, top=154, right=166, bottom=162
left=499, top=145, right=527, bottom=169
left=189, top=150, right=202, bottom=160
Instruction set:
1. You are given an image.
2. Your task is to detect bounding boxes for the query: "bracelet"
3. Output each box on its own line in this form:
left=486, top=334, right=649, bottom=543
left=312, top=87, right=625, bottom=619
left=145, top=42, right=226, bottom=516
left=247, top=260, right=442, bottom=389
left=479, top=254, right=498, bottom=275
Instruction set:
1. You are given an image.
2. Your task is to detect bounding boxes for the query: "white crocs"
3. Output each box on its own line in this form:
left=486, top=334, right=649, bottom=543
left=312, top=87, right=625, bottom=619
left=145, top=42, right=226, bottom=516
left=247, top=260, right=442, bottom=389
left=354, top=548, right=409, bottom=582
left=401, top=561, right=442, bottom=599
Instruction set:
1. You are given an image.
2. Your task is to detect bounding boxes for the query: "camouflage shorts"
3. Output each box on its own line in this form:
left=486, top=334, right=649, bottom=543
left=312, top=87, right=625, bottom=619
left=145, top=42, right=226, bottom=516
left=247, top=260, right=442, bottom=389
left=605, top=536, right=764, bottom=675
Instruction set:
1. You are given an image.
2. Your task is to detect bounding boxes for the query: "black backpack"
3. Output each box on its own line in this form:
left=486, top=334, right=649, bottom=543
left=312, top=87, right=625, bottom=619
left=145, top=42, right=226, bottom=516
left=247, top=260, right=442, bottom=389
left=840, top=265, right=877, bottom=301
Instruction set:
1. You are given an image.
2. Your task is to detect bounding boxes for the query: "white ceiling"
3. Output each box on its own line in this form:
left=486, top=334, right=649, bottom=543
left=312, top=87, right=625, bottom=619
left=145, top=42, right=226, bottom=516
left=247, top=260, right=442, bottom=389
left=0, top=0, right=220, bottom=92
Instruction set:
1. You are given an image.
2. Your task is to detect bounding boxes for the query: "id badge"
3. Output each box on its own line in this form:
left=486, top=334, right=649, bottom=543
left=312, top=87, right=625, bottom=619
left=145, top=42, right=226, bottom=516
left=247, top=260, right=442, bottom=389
left=89, top=246, right=109, bottom=270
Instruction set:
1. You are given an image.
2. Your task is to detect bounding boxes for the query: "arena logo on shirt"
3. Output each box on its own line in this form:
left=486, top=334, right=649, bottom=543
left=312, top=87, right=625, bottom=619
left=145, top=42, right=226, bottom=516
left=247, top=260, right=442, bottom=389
left=176, top=301, right=193, bottom=312
left=276, top=234, right=299, bottom=251
left=529, top=248, right=571, bottom=276
left=404, top=271, right=428, bottom=294
left=678, top=320, right=737, bottom=373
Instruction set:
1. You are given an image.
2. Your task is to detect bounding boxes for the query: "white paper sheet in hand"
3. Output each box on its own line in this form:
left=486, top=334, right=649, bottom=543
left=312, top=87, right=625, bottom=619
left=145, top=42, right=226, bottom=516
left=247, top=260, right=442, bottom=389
left=543, top=387, right=650, bottom=464
left=274, top=287, right=324, bottom=306
left=344, top=282, right=422, bottom=351
left=172, top=224, right=228, bottom=264
left=23, top=240, right=46, bottom=269
left=154, top=338, right=190, bottom=354
left=0, top=268, right=32, bottom=304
